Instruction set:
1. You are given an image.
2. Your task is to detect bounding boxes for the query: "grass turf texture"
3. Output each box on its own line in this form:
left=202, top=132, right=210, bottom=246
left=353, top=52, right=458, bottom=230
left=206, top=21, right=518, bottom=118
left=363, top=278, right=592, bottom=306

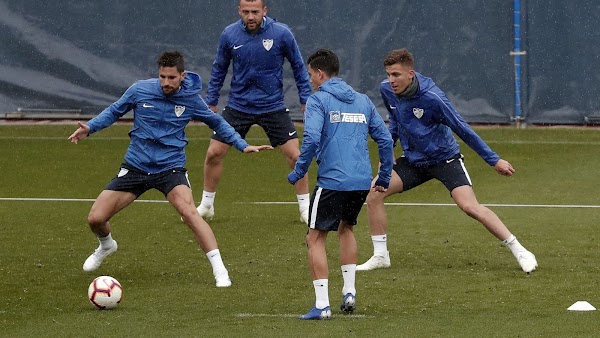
left=1, top=124, right=599, bottom=337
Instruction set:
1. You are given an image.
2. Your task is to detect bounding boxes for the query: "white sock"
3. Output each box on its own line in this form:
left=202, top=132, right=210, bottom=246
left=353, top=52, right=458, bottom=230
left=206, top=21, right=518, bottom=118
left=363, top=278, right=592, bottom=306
left=341, top=264, right=356, bottom=296
left=372, top=234, right=388, bottom=256
left=313, top=279, right=329, bottom=309
left=206, top=249, right=228, bottom=277
left=98, top=233, right=115, bottom=250
left=200, top=191, right=216, bottom=208
left=297, top=193, right=310, bottom=211
left=503, top=234, right=526, bottom=257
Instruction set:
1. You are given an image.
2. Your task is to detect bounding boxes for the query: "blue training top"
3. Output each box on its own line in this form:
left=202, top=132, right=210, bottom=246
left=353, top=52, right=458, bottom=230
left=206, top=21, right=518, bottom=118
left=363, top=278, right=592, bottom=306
left=381, top=72, right=500, bottom=167
left=206, top=16, right=311, bottom=114
left=87, top=72, right=249, bottom=174
left=289, top=78, right=394, bottom=191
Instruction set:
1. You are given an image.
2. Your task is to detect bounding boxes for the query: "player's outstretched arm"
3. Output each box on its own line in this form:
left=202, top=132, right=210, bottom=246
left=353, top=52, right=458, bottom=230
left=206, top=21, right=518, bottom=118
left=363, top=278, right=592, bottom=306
left=243, top=145, right=274, bottom=153
left=493, top=159, right=515, bottom=177
left=68, top=121, right=91, bottom=144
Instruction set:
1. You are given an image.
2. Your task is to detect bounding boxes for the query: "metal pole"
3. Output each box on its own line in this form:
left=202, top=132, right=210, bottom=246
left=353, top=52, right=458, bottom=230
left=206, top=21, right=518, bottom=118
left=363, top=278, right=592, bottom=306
left=510, top=0, right=526, bottom=128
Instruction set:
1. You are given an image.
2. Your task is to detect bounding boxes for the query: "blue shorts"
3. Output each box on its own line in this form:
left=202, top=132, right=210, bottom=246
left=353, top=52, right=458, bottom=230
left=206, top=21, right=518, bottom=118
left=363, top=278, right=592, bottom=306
left=308, top=187, right=369, bottom=231
left=105, top=163, right=191, bottom=198
left=394, top=154, right=472, bottom=193
left=212, top=106, right=298, bottom=147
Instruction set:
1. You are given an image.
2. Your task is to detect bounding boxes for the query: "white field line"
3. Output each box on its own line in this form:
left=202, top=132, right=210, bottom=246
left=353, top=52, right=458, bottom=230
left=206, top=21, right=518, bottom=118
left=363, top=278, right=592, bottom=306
left=0, top=198, right=599, bottom=208
left=236, top=313, right=373, bottom=319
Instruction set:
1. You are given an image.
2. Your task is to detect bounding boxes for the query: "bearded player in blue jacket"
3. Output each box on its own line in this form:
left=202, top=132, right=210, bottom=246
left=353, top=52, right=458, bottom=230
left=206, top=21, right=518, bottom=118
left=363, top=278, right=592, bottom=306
left=68, top=51, right=272, bottom=287
left=357, top=48, right=538, bottom=274
left=197, top=0, right=313, bottom=224
left=288, top=49, right=394, bottom=320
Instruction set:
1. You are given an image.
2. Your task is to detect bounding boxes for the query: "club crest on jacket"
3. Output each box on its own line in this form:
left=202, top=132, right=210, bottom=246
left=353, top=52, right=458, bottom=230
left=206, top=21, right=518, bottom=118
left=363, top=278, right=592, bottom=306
left=413, top=107, right=424, bottom=119
left=262, top=39, right=273, bottom=51
left=174, top=105, right=186, bottom=117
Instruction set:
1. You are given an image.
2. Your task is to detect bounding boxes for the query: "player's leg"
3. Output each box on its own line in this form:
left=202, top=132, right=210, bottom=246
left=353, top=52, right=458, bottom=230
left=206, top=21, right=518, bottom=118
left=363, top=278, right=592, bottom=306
left=301, top=187, right=338, bottom=320
left=279, top=138, right=310, bottom=223
left=451, top=186, right=537, bottom=273
left=259, top=109, right=310, bottom=224
left=337, top=190, right=366, bottom=313
left=83, top=189, right=137, bottom=272
left=442, top=157, right=537, bottom=273
left=199, top=139, right=231, bottom=219
left=338, top=221, right=357, bottom=313
left=302, top=228, right=332, bottom=320
left=167, top=184, right=231, bottom=287
left=357, top=170, right=404, bottom=271
left=198, top=107, right=251, bottom=220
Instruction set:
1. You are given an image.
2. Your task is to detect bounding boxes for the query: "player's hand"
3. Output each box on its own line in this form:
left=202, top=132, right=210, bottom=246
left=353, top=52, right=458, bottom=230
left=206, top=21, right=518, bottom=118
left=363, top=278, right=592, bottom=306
left=494, top=159, right=515, bottom=177
left=68, top=121, right=90, bottom=144
left=372, top=185, right=388, bottom=192
left=372, top=176, right=390, bottom=192
left=300, top=104, right=306, bottom=113
left=209, top=105, right=218, bottom=113
left=243, top=145, right=274, bottom=153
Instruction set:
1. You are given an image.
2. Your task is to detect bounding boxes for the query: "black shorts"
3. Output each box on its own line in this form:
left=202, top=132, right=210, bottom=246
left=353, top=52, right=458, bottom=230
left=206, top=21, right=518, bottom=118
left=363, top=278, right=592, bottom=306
left=212, top=106, right=298, bottom=147
left=105, top=163, right=191, bottom=198
left=308, top=187, right=369, bottom=231
left=394, top=154, right=472, bottom=193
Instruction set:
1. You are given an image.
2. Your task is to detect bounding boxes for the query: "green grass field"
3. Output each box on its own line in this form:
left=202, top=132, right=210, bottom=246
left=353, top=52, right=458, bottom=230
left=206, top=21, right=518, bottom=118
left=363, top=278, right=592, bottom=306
left=1, top=124, right=599, bottom=337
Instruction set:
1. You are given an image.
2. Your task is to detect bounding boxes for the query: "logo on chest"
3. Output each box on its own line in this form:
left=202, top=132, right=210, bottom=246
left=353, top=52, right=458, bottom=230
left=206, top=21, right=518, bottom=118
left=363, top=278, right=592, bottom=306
left=412, top=107, right=424, bottom=119
left=174, top=105, right=186, bottom=117
left=262, top=39, right=273, bottom=51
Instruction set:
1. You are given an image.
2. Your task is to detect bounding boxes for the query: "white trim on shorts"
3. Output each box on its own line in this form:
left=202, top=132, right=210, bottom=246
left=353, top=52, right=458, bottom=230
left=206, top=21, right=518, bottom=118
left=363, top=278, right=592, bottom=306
left=309, top=187, right=323, bottom=229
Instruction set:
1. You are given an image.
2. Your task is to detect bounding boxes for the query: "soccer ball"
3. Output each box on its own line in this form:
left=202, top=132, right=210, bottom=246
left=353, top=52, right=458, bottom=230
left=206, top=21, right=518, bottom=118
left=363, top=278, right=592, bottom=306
left=88, top=276, right=122, bottom=309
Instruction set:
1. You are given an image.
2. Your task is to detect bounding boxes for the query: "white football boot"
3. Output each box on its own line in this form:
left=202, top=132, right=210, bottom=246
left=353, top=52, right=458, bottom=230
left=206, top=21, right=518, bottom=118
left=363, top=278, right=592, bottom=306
left=356, top=251, right=391, bottom=271
left=197, top=204, right=215, bottom=220
left=300, top=208, right=309, bottom=225
left=516, top=250, right=538, bottom=273
left=83, top=240, right=118, bottom=272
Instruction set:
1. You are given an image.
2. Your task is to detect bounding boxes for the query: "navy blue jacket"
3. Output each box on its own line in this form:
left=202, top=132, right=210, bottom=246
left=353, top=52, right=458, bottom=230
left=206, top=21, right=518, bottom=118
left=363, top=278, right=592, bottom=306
left=381, top=72, right=499, bottom=166
left=206, top=16, right=311, bottom=114
left=289, top=78, right=394, bottom=191
left=87, top=72, right=249, bottom=174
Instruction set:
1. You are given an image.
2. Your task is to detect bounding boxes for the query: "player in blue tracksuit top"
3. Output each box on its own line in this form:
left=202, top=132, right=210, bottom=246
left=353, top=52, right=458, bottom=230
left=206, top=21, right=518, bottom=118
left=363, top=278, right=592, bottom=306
left=357, top=48, right=538, bottom=274
left=197, top=0, right=313, bottom=224
left=288, top=49, right=393, bottom=320
left=68, top=51, right=272, bottom=288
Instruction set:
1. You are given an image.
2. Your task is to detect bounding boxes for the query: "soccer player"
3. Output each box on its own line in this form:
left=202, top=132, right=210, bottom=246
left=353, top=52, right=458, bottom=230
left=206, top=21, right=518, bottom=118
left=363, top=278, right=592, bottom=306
left=197, top=0, right=312, bottom=224
left=68, top=51, right=272, bottom=287
left=288, top=49, right=394, bottom=320
left=357, top=48, right=538, bottom=273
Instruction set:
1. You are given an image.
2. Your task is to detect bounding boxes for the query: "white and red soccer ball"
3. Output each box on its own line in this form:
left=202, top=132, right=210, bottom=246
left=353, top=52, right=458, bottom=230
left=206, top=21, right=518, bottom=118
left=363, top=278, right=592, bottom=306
left=88, top=276, right=122, bottom=309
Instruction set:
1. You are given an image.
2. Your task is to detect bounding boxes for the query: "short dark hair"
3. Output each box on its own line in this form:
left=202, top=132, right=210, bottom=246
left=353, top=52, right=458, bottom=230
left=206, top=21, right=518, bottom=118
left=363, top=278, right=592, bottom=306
left=307, top=49, right=339, bottom=77
left=384, top=48, right=414, bottom=68
left=240, top=0, right=266, bottom=7
left=157, top=51, right=185, bottom=73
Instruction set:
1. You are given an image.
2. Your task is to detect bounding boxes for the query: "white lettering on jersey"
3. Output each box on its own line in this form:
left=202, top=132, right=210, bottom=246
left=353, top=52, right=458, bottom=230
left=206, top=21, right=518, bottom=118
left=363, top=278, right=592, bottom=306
left=330, top=111, right=367, bottom=124
left=341, top=113, right=367, bottom=124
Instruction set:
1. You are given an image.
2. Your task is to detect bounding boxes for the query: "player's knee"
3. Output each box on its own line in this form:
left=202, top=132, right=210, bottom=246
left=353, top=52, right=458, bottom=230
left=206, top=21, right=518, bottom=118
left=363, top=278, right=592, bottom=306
left=87, top=212, right=107, bottom=228
left=366, top=191, right=385, bottom=207
left=459, top=203, right=481, bottom=218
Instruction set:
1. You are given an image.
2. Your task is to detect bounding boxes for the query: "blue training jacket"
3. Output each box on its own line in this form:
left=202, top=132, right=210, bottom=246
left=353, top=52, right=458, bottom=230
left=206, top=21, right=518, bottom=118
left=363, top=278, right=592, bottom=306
left=206, top=16, right=311, bottom=114
left=87, top=72, right=249, bottom=174
left=381, top=72, right=500, bottom=167
left=289, top=78, right=394, bottom=191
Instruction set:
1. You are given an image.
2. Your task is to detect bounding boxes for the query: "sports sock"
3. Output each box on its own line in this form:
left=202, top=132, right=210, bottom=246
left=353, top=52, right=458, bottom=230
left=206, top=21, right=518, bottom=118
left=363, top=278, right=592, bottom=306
left=372, top=234, right=388, bottom=256
left=297, top=193, right=310, bottom=211
left=206, top=249, right=228, bottom=277
left=200, top=191, right=216, bottom=208
left=503, top=234, right=527, bottom=256
left=341, top=264, right=356, bottom=296
left=313, top=279, right=329, bottom=309
left=98, top=233, right=115, bottom=250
